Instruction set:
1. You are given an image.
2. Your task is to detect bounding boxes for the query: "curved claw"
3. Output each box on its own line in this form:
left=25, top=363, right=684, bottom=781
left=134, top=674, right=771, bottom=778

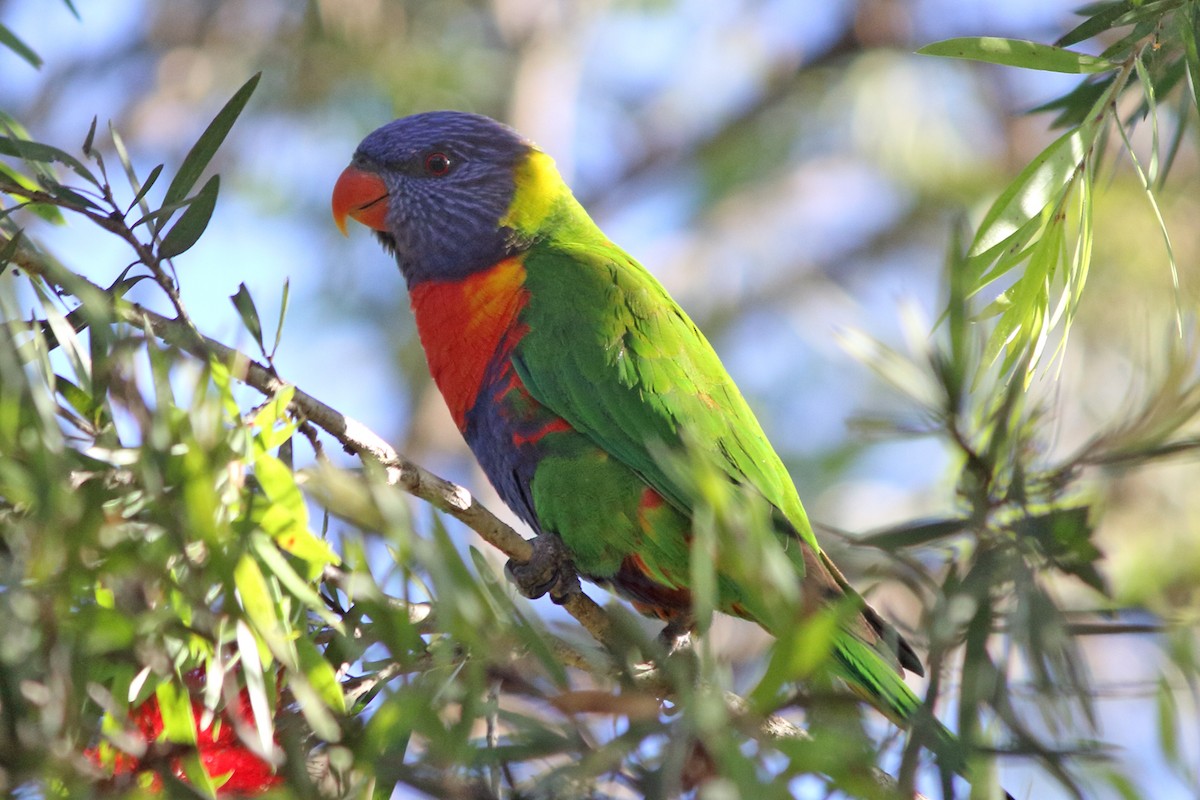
left=505, top=534, right=579, bottom=604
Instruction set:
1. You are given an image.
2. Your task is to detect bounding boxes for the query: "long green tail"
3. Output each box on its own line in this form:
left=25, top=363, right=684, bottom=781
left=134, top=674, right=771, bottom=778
left=832, top=637, right=1009, bottom=798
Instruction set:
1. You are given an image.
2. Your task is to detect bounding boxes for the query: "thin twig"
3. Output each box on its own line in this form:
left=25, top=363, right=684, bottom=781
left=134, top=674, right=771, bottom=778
left=8, top=239, right=616, bottom=648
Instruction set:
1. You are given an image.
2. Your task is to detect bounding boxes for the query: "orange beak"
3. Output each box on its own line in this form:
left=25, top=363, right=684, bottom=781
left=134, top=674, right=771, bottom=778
left=331, top=165, right=391, bottom=236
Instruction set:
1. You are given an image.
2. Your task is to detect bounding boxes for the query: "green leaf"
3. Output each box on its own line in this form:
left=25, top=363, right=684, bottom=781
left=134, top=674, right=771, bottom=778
left=271, top=278, right=289, bottom=359
left=1016, top=506, right=1106, bottom=593
left=158, top=174, right=219, bottom=259
left=0, top=229, right=22, bottom=275
left=295, top=636, right=347, bottom=714
left=918, top=37, right=1115, bottom=74
left=969, top=122, right=1096, bottom=258
left=250, top=532, right=340, bottom=626
left=1179, top=6, right=1200, bottom=138
left=155, top=680, right=199, bottom=745
left=128, top=163, right=164, bottom=212
left=859, top=517, right=970, bottom=549
left=1030, top=74, right=1115, bottom=129
left=234, top=553, right=280, bottom=640
left=160, top=72, right=260, bottom=215
left=0, top=164, right=65, bottom=224
left=81, top=115, right=97, bottom=156
left=1056, top=2, right=1131, bottom=48
left=0, top=134, right=96, bottom=184
left=231, top=283, right=265, bottom=353
left=0, top=23, right=42, bottom=69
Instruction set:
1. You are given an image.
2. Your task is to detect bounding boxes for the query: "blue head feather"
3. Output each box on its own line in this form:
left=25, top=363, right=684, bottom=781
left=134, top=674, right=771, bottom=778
left=351, top=111, right=533, bottom=284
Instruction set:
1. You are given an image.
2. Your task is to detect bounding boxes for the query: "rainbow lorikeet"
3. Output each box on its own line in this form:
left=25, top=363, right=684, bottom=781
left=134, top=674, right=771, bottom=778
left=331, top=111, right=993, bottom=788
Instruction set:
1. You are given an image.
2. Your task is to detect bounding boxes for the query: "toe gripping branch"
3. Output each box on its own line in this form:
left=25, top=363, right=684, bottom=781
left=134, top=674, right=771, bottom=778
left=505, top=533, right=580, bottom=605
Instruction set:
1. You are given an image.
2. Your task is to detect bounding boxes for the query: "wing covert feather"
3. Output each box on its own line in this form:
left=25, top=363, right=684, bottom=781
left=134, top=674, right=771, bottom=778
left=514, top=241, right=818, bottom=554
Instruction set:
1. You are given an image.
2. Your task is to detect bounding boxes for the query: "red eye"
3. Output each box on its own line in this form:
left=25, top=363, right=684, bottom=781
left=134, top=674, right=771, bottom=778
left=424, top=152, right=452, bottom=176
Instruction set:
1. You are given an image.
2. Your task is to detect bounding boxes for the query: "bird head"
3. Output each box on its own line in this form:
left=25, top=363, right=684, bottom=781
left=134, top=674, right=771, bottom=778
left=331, top=111, right=534, bottom=284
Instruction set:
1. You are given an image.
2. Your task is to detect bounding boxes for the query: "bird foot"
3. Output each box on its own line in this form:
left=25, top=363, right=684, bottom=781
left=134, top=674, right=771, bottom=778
left=657, top=615, right=695, bottom=655
left=505, top=534, right=579, bottom=605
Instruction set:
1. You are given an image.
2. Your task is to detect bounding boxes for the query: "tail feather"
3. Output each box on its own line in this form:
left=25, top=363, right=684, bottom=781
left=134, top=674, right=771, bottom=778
left=832, top=636, right=1010, bottom=797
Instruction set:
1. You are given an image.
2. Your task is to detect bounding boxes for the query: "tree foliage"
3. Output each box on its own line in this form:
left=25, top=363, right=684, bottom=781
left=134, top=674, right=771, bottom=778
left=2, top=2, right=1200, bottom=799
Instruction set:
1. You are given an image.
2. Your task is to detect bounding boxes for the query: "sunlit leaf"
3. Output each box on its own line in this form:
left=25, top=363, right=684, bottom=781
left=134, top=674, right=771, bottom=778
left=155, top=680, right=198, bottom=745
left=969, top=122, right=1095, bottom=259
left=295, top=636, right=347, bottom=714
left=918, top=37, right=1115, bottom=74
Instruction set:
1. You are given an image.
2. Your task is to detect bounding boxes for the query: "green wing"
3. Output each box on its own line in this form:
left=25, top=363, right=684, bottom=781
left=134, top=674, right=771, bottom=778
left=515, top=228, right=925, bottom=679
left=515, top=237, right=818, bottom=556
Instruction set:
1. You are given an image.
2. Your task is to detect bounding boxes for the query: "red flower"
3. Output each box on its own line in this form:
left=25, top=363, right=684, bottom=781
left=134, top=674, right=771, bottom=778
left=88, top=671, right=283, bottom=796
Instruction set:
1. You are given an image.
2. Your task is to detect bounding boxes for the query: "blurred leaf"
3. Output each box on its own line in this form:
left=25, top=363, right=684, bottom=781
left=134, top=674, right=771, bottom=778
left=252, top=454, right=338, bottom=575
left=271, top=278, right=289, bottom=359
left=231, top=282, right=265, bottom=353
left=1031, top=74, right=1116, bottom=129
left=81, top=116, right=97, bottom=156
left=1056, top=2, right=1130, bottom=48
left=1016, top=506, right=1106, bottom=593
left=234, top=553, right=280, bottom=642
left=295, top=635, right=347, bottom=715
left=0, top=163, right=65, bottom=223
left=155, top=681, right=199, bottom=745
left=236, top=619, right=277, bottom=758
left=1181, top=5, right=1200, bottom=118
left=0, top=24, right=42, bottom=69
left=968, top=122, right=1096, bottom=260
left=160, top=72, right=261, bottom=219
left=859, top=517, right=970, bottom=549
left=918, top=37, right=1115, bottom=74
left=0, top=133, right=97, bottom=184
left=0, top=229, right=22, bottom=274
left=158, top=174, right=219, bottom=259
left=749, top=604, right=847, bottom=712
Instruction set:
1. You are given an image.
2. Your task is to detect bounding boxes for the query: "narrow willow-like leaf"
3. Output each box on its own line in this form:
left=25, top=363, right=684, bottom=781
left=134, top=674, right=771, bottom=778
left=109, top=123, right=161, bottom=220
left=1115, top=112, right=1181, bottom=332
left=81, top=116, right=97, bottom=156
left=1032, top=74, right=1116, bottom=130
left=918, top=37, right=1115, bottom=74
left=983, top=217, right=1064, bottom=378
left=0, top=23, right=42, bottom=69
left=158, top=174, right=219, bottom=259
left=970, top=206, right=1053, bottom=289
left=154, top=680, right=198, bottom=745
left=858, top=517, right=970, bottom=549
left=249, top=533, right=339, bottom=631
left=231, top=282, right=265, bottom=353
left=160, top=72, right=260, bottom=221
left=1180, top=5, right=1200, bottom=123
left=0, top=164, right=65, bottom=224
left=271, top=278, right=289, bottom=359
left=236, top=619, right=277, bottom=757
left=0, top=229, right=20, bottom=275
left=969, top=120, right=1097, bottom=259
left=1133, top=54, right=1161, bottom=185
left=0, top=135, right=97, bottom=184
left=1056, top=2, right=1130, bottom=48
left=127, top=163, right=164, bottom=213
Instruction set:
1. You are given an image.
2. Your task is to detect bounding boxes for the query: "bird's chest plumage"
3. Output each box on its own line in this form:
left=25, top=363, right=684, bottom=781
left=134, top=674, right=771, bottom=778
left=408, top=257, right=570, bottom=525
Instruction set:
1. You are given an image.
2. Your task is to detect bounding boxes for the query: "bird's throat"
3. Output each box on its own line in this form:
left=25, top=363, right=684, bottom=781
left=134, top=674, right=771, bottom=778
left=408, top=257, right=530, bottom=430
